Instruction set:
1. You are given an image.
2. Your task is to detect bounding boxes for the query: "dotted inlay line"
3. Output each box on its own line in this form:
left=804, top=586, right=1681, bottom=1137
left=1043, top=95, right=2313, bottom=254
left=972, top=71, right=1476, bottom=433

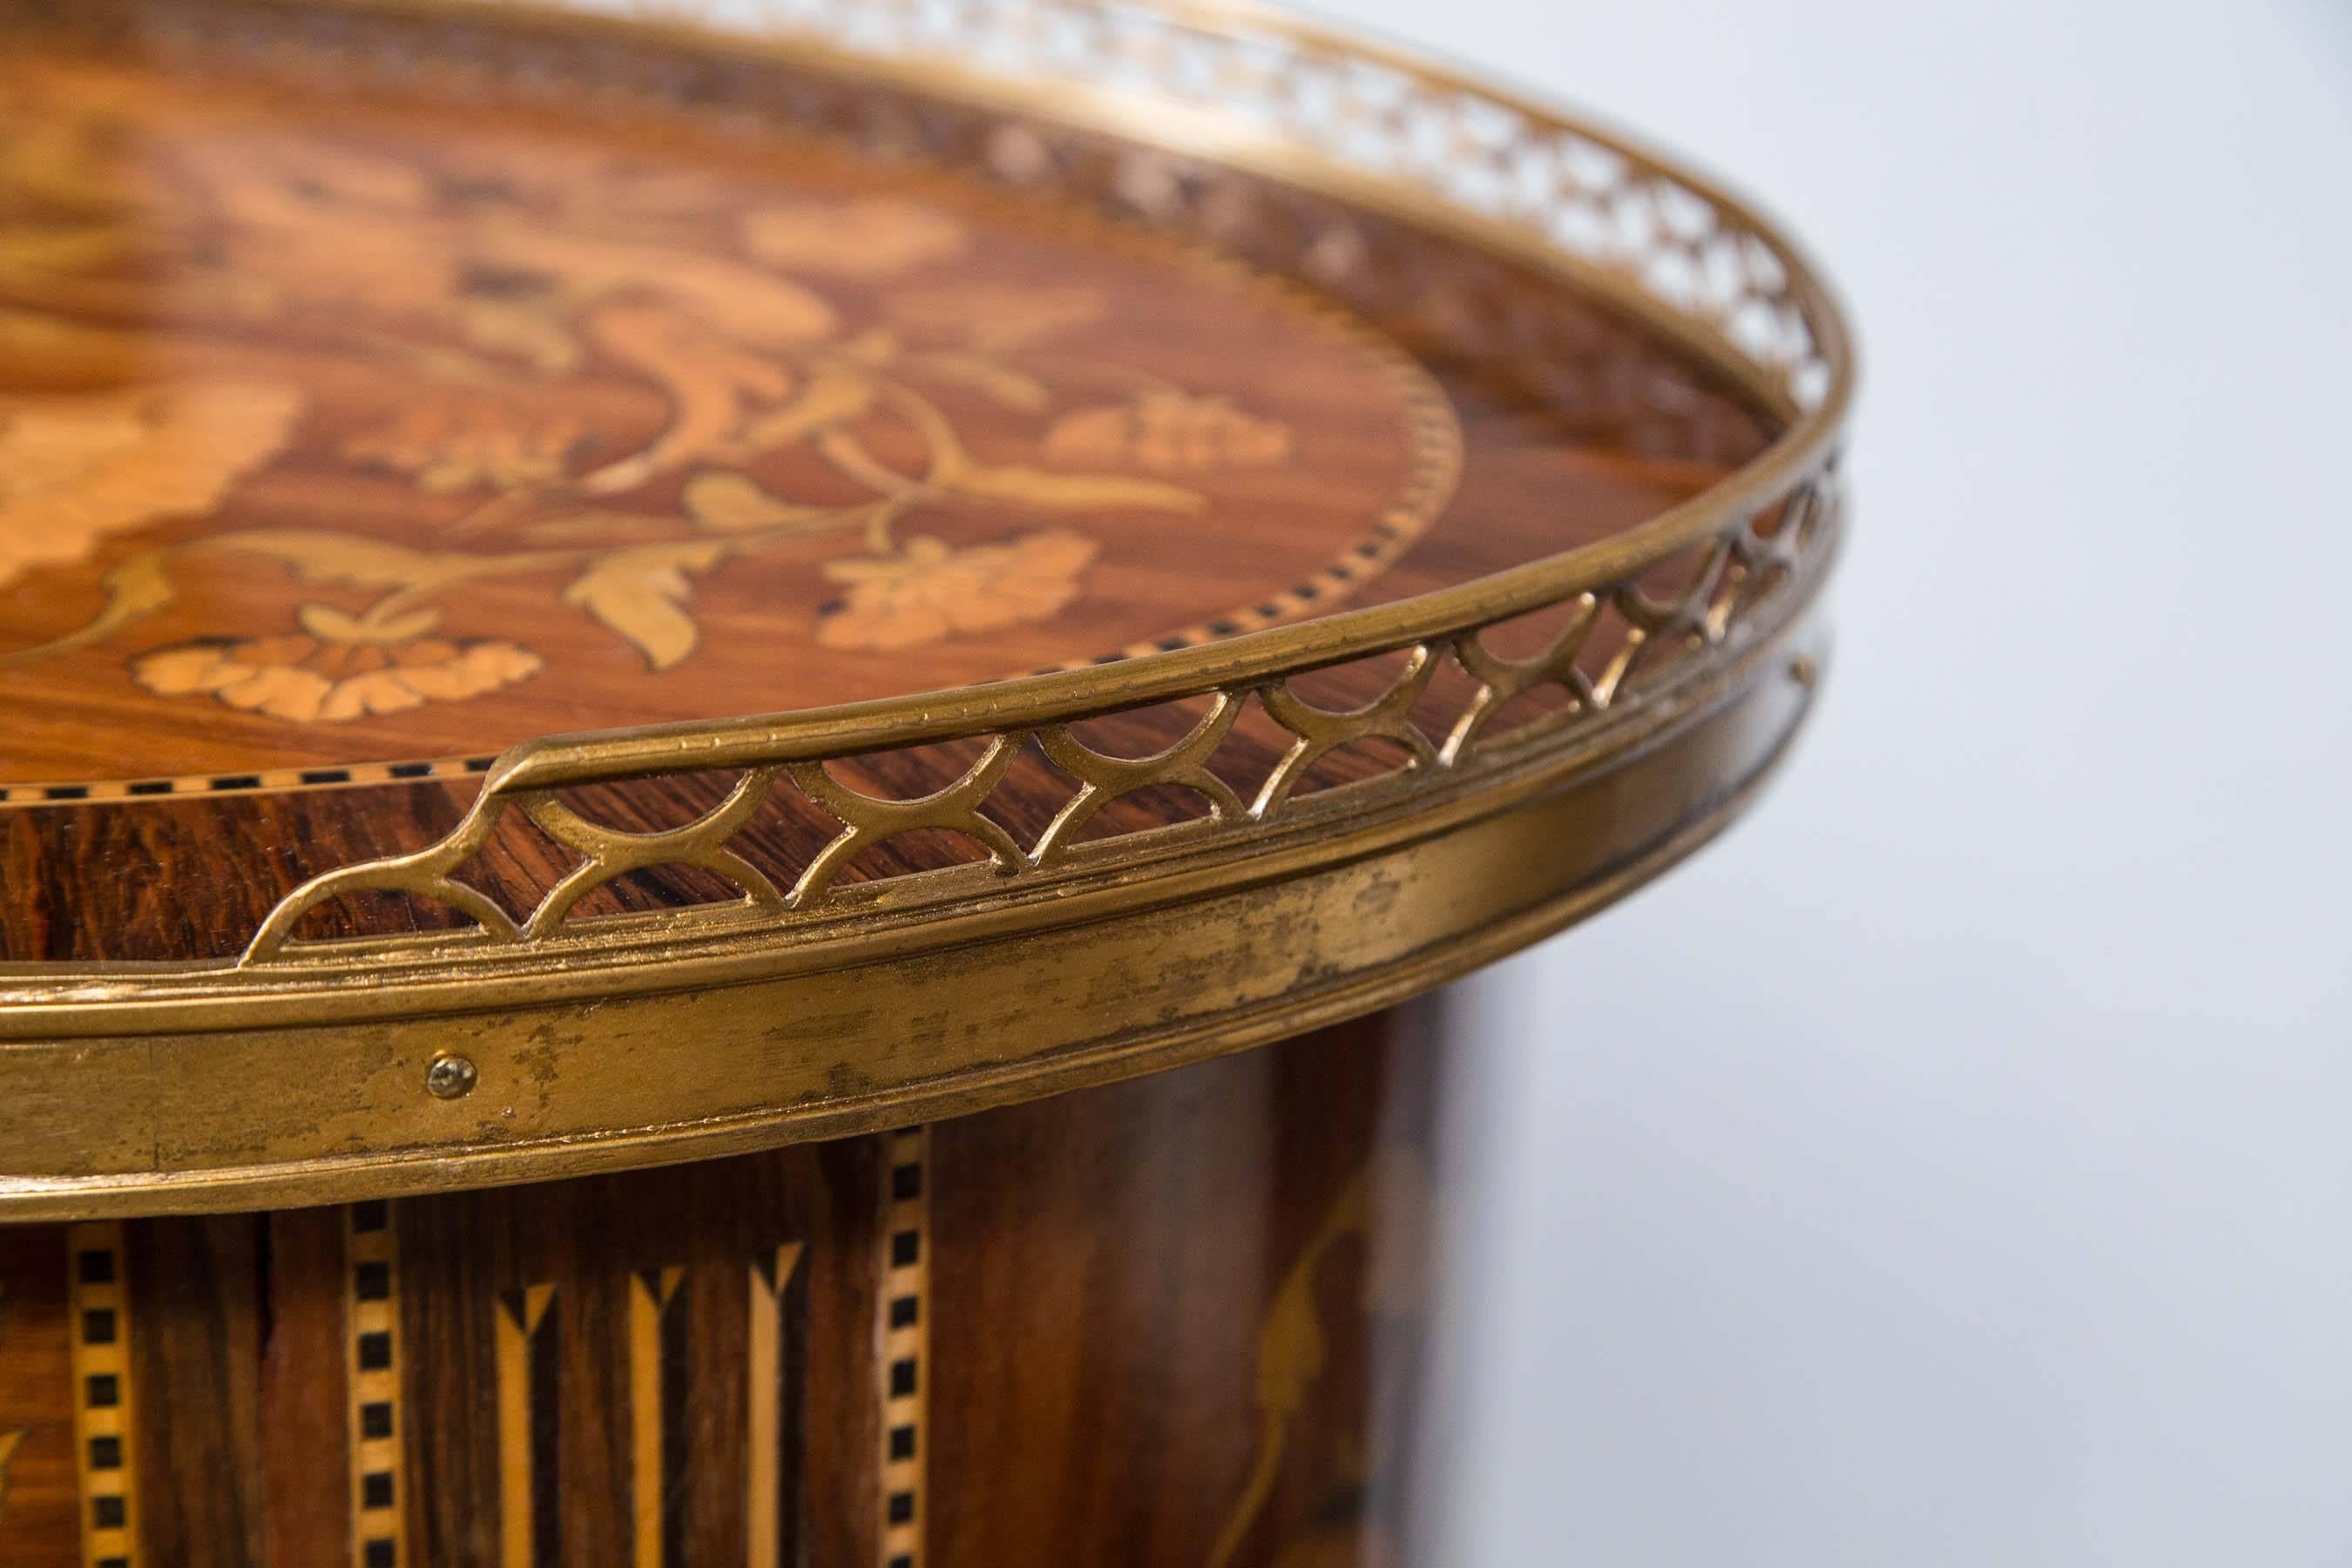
left=347, top=1200, right=404, bottom=1568
left=68, top=1221, right=136, bottom=1568
left=879, top=1127, right=929, bottom=1568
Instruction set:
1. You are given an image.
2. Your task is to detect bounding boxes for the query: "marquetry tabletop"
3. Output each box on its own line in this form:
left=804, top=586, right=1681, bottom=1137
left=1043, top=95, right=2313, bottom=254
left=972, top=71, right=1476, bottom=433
left=0, top=0, right=1851, bottom=1216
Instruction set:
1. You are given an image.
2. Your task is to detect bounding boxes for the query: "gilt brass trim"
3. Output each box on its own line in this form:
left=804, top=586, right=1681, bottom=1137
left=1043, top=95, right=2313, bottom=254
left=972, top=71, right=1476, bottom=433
left=0, top=593, right=1828, bottom=1219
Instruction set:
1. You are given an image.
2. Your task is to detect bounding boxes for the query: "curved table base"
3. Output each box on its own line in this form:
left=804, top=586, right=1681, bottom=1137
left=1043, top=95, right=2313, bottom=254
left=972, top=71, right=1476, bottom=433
left=0, top=1011, right=1443, bottom=1568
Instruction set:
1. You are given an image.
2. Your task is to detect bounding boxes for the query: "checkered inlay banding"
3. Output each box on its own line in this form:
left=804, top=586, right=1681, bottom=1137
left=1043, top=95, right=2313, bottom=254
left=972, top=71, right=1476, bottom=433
left=878, top=1128, right=929, bottom=1568
left=347, top=1201, right=404, bottom=1568
left=68, top=1221, right=136, bottom=1568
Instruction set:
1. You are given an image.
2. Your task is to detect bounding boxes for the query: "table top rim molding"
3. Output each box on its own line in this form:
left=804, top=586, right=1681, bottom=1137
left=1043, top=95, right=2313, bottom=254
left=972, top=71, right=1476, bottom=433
left=0, top=0, right=1855, bottom=1216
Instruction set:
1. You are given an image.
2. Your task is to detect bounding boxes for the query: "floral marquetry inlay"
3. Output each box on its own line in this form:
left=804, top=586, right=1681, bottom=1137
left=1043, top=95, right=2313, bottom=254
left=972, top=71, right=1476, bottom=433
left=817, top=531, right=1099, bottom=653
left=132, top=633, right=545, bottom=725
left=0, top=50, right=1458, bottom=786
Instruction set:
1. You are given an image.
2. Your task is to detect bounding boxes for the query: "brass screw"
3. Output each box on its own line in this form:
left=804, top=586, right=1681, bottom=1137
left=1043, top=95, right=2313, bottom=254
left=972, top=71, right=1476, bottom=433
left=425, top=1053, right=478, bottom=1100
left=1788, top=655, right=1818, bottom=687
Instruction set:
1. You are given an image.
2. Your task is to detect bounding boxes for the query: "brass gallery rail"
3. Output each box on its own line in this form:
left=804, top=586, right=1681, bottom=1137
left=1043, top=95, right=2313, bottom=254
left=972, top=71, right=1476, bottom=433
left=218, top=0, right=1855, bottom=967
left=247, top=479, right=1838, bottom=962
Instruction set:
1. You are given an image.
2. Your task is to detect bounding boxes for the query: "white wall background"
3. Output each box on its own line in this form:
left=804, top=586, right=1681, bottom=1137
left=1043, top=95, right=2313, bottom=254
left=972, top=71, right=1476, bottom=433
left=1288, top=1, right=2352, bottom=1563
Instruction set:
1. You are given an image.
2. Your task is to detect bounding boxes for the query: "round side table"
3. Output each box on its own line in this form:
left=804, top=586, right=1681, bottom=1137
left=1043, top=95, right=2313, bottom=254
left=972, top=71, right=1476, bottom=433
left=0, top=3, right=1851, bottom=1563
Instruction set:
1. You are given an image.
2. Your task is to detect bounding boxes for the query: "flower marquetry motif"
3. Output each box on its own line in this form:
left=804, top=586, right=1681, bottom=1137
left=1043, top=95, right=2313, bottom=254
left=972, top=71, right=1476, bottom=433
left=133, top=632, right=542, bottom=722
left=1044, top=392, right=1294, bottom=472
left=346, top=404, right=589, bottom=494
left=743, top=198, right=970, bottom=276
left=0, top=382, right=303, bottom=589
left=815, top=531, right=1098, bottom=652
